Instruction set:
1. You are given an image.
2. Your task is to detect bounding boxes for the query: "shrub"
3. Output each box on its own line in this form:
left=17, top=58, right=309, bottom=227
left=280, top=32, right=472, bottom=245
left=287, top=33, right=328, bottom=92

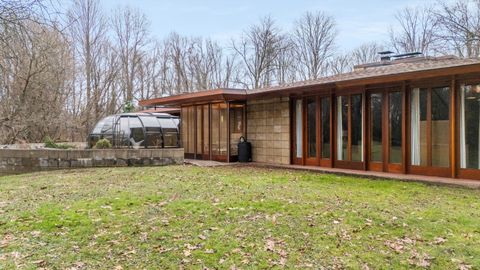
left=94, top=138, right=112, bottom=149
left=43, top=136, right=57, bottom=148
left=43, top=136, right=75, bottom=149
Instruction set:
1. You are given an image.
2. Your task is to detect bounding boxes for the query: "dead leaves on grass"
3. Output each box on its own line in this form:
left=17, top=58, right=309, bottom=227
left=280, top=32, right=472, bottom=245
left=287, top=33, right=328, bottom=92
left=264, top=236, right=288, bottom=266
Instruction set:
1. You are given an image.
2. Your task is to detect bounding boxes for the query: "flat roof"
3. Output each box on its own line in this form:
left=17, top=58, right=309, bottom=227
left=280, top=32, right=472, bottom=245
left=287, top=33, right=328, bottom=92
left=140, top=57, right=480, bottom=107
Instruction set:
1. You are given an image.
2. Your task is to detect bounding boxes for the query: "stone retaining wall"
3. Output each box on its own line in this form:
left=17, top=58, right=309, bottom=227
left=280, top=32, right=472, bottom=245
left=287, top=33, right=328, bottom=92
left=246, top=97, right=290, bottom=164
left=0, top=148, right=184, bottom=175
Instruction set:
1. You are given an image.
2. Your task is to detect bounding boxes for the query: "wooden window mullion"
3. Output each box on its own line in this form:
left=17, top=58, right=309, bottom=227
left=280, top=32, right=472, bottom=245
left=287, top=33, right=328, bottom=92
left=348, top=95, right=352, bottom=161
left=427, top=88, right=432, bottom=167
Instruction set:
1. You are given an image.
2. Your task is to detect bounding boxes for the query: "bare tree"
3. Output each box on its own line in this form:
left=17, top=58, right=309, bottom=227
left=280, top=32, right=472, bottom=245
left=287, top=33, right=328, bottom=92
left=164, top=32, right=190, bottom=93
left=67, top=0, right=110, bottom=134
left=0, top=0, right=49, bottom=25
left=112, top=6, right=150, bottom=102
left=0, top=21, right=72, bottom=143
left=351, top=42, right=384, bottom=65
left=232, top=16, right=286, bottom=89
left=292, top=11, right=337, bottom=80
left=328, top=54, right=352, bottom=75
left=274, top=38, right=297, bottom=84
left=434, top=0, right=480, bottom=57
left=389, top=6, right=438, bottom=55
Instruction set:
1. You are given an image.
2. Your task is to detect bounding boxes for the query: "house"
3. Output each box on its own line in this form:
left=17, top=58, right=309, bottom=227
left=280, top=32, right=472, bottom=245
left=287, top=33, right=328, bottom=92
left=140, top=55, right=480, bottom=180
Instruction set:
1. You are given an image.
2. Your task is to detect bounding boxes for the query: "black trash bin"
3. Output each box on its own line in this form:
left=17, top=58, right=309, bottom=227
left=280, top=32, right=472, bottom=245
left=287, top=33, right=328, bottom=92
left=238, top=136, right=252, bottom=162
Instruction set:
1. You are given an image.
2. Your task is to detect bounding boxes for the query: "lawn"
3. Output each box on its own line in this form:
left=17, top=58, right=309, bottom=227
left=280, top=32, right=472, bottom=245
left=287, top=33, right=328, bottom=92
left=0, top=165, right=479, bottom=269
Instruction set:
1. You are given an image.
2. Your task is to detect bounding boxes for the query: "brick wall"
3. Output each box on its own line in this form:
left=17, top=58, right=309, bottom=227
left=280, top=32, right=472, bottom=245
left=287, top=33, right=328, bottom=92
left=246, top=97, right=290, bottom=164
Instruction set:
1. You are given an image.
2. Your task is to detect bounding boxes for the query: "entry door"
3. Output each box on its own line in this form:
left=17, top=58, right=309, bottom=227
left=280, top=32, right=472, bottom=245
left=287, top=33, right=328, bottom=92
left=368, top=89, right=405, bottom=173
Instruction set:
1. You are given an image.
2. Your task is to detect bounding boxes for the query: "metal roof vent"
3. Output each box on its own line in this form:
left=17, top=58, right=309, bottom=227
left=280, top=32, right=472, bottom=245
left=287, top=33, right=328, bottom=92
left=378, top=50, right=395, bottom=62
left=392, top=52, right=423, bottom=60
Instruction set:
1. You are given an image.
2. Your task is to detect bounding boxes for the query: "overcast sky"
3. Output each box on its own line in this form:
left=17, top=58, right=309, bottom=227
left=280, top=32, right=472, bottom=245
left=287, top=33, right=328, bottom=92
left=84, top=0, right=439, bottom=52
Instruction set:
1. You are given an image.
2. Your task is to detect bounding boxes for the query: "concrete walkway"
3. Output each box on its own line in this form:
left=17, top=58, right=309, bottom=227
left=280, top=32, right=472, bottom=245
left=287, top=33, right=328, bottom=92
left=184, top=159, right=236, bottom=167
left=249, top=162, right=480, bottom=189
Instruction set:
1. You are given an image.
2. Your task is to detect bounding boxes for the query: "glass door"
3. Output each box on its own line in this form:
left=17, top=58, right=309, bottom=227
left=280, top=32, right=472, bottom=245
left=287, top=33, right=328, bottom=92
left=291, top=96, right=331, bottom=166
left=368, top=89, right=405, bottom=173
left=320, top=96, right=332, bottom=167
left=336, top=93, right=364, bottom=169
left=410, top=86, right=451, bottom=177
left=459, top=83, right=480, bottom=179
left=387, top=90, right=404, bottom=173
left=368, top=92, right=384, bottom=171
left=305, top=97, right=318, bottom=165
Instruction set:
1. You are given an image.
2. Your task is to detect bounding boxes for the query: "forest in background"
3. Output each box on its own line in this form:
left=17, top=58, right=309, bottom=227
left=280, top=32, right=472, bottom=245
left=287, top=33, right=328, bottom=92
left=1, top=0, right=480, bottom=143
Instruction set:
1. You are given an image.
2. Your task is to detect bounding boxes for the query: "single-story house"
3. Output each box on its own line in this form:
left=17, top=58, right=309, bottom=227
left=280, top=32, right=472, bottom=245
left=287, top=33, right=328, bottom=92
left=140, top=55, right=480, bottom=180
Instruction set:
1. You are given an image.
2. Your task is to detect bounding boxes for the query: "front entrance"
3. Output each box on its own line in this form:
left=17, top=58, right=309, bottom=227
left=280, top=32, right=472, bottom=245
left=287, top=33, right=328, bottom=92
left=368, top=88, right=405, bottom=173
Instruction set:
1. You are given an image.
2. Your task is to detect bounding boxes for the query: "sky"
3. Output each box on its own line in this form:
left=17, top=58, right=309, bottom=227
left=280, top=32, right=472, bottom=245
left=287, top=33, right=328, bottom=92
left=88, top=0, right=437, bottom=52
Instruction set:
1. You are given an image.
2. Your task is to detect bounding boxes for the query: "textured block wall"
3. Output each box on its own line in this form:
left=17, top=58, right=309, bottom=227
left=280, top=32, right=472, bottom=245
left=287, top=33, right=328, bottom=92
left=246, top=97, right=290, bottom=164
left=0, top=148, right=184, bottom=175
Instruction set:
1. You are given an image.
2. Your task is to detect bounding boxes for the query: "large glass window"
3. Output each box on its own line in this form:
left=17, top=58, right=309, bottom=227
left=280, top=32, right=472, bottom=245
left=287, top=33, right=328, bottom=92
left=211, top=104, right=220, bottom=156
left=181, top=106, right=195, bottom=154
left=460, top=84, right=480, bottom=169
left=210, top=103, right=228, bottom=157
left=321, top=97, right=330, bottom=159
left=196, top=106, right=203, bottom=155
left=229, top=104, right=245, bottom=156
left=337, top=94, right=363, bottom=162
left=411, top=87, right=450, bottom=167
left=411, top=88, right=428, bottom=166
left=187, top=107, right=195, bottom=153
left=389, top=91, right=403, bottom=164
left=306, top=98, right=317, bottom=158
left=370, top=93, right=383, bottom=162
left=203, top=105, right=210, bottom=156
left=219, top=104, right=228, bottom=156
left=351, top=94, right=363, bottom=161
left=337, top=96, right=348, bottom=160
left=431, top=87, right=450, bottom=167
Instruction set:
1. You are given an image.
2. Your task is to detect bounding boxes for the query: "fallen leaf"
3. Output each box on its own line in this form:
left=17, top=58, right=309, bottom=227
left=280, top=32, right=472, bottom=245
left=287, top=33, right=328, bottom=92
left=433, top=237, right=446, bottom=245
left=265, top=239, right=275, bottom=251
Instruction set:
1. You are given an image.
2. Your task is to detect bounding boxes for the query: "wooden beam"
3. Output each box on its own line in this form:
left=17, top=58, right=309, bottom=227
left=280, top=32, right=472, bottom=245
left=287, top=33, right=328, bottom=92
left=450, top=76, right=457, bottom=178
left=401, top=82, right=407, bottom=174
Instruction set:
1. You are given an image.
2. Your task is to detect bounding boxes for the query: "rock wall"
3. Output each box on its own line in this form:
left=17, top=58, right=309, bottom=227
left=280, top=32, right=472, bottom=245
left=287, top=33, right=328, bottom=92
left=0, top=148, right=184, bottom=175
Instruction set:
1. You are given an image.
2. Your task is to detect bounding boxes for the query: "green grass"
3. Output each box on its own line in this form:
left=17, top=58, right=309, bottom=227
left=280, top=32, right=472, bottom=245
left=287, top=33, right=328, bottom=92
left=0, top=165, right=479, bottom=269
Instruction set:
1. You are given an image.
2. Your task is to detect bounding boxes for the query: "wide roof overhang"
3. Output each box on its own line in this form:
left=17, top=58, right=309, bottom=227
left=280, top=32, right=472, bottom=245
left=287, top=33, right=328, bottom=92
left=139, top=58, right=480, bottom=107
left=139, top=88, right=248, bottom=107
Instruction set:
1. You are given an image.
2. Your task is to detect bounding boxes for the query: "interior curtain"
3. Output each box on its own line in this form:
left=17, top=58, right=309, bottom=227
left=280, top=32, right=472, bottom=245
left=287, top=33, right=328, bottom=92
left=411, top=89, right=420, bottom=165
left=459, top=85, right=467, bottom=168
left=296, top=100, right=303, bottom=158
left=361, top=94, right=364, bottom=162
left=337, top=97, right=343, bottom=160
